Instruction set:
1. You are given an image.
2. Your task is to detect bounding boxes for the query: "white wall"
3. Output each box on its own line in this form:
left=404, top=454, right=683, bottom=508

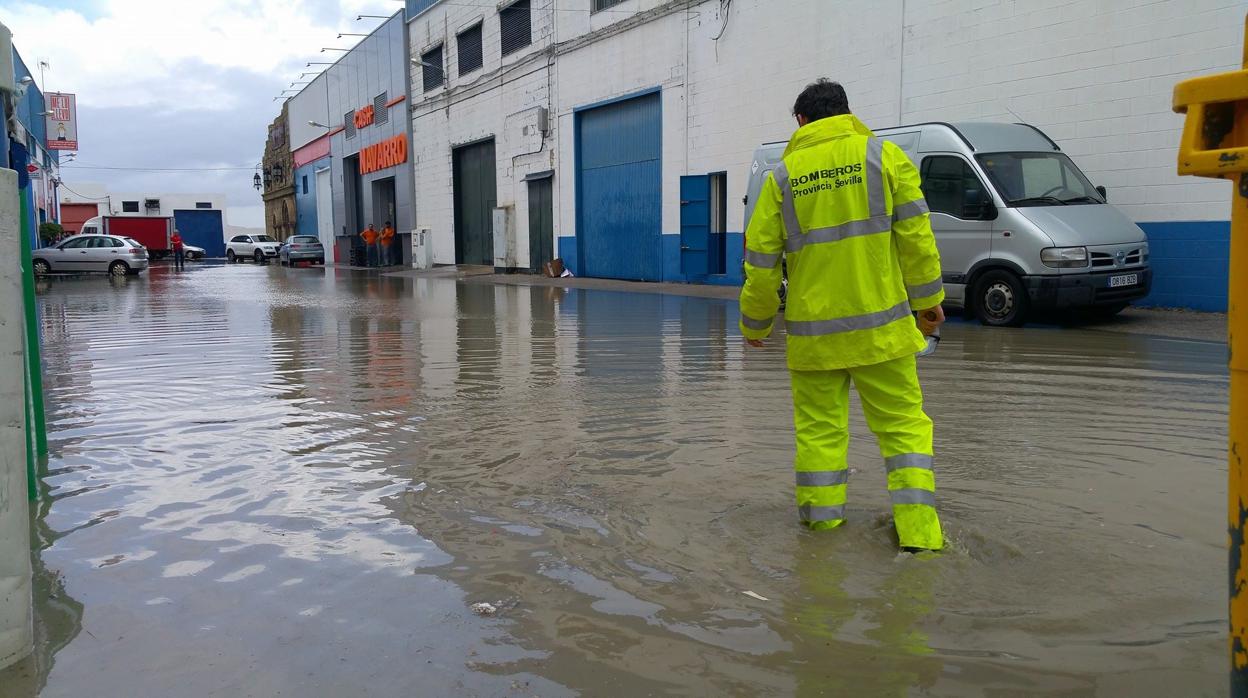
left=408, top=0, right=556, bottom=267
left=60, top=190, right=230, bottom=221
left=410, top=0, right=1247, bottom=268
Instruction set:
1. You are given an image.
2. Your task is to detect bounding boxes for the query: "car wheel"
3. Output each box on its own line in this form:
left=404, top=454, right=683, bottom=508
left=226, top=250, right=236, bottom=263
left=973, top=269, right=1028, bottom=327
left=316, top=258, right=325, bottom=265
left=32, top=259, right=50, bottom=275
left=108, top=261, right=130, bottom=277
left=254, top=250, right=264, bottom=264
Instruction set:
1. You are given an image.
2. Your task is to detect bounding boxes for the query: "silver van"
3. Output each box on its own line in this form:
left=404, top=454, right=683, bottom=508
left=744, top=122, right=1151, bottom=325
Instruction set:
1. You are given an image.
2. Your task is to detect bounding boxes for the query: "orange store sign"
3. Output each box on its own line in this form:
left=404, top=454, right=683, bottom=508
left=354, top=105, right=374, bottom=129
left=359, top=135, right=408, bottom=175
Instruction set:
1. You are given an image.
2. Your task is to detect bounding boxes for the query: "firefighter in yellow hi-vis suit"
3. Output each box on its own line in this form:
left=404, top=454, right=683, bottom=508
left=741, top=79, right=946, bottom=551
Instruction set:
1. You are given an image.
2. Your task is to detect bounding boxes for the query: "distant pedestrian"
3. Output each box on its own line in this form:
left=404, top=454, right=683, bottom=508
left=171, top=229, right=185, bottom=271
left=360, top=224, right=379, bottom=267
left=379, top=220, right=395, bottom=266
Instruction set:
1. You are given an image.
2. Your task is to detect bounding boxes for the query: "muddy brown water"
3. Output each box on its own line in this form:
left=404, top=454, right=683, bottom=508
left=0, top=265, right=1228, bottom=697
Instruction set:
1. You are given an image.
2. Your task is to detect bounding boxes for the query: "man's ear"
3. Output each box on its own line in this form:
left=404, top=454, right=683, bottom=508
left=795, top=114, right=809, bottom=127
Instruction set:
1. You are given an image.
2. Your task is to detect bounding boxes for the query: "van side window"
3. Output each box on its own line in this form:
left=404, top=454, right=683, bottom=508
left=920, top=156, right=989, bottom=220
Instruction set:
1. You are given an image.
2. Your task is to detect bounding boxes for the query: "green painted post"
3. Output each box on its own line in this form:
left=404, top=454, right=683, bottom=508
left=18, top=188, right=47, bottom=460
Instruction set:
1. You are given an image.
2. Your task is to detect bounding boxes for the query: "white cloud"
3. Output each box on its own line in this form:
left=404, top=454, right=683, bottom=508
left=4, top=0, right=401, bottom=227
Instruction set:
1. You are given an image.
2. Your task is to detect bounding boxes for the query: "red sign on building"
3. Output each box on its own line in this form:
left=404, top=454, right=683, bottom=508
left=354, top=105, right=375, bottom=130
left=359, top=135, right=408, bottom=175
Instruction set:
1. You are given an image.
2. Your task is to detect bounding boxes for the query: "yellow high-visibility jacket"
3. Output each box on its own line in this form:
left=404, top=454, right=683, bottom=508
left=740, top=114, right=944, bottom=371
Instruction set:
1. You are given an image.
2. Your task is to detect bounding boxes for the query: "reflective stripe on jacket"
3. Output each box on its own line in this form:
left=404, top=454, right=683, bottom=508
left=739, top=114, right=944, bottom=371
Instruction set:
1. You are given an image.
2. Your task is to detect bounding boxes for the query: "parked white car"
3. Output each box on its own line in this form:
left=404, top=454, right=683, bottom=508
left=32, top=234, right=149, bottom=276
left=226, top=234, right=281, bottom=264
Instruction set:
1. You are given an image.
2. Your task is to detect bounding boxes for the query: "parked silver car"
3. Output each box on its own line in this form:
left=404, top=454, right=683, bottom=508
left=32, top=234, right=149, bottom=276
left=278, top=235, right=326, bottom=265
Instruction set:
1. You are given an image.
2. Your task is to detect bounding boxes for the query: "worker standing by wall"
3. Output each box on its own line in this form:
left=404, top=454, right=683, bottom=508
left=740, top=79, right=945, bottom=552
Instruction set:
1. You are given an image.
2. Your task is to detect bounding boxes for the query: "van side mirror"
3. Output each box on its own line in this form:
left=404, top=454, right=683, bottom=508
left=1095, top=185, right=1108, bottom=201
left=962, top=189, right=995, bottom=220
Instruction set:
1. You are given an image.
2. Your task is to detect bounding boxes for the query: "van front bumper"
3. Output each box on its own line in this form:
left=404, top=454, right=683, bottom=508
left=1023, top=267, right=1153, bottom=309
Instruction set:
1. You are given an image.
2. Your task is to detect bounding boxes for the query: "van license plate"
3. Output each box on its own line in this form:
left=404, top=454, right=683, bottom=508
left=1109, top=273, right=1138, bottom=288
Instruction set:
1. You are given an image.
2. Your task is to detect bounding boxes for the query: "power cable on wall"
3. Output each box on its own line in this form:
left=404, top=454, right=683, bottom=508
left=61, top=165, right=256, bottom=172
left=56, top=182, right=111, bottom=201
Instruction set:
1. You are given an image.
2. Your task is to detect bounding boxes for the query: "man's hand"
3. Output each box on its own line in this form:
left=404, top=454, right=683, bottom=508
left=917, top=306, right=945, bottom=336
left=745, top=338, right=765, bottom=348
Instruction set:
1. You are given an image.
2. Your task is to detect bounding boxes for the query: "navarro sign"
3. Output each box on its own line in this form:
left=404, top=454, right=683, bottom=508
left=359, top=135, right=408, bottom=175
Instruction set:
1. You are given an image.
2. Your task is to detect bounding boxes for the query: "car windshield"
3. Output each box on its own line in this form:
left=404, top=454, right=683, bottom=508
left=254, top=235, right=277, bottom=242
left=975, top=152, right=1105, bottom=206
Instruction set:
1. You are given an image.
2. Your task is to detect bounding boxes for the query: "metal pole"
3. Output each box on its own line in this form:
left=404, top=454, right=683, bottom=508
left=1173, top=14, right=1248, bottom=693
left=19, top=187, right=48, bottom=461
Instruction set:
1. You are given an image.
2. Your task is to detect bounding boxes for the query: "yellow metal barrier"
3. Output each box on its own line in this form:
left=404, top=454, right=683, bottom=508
left=1174, top=13, right=1248, bottom=693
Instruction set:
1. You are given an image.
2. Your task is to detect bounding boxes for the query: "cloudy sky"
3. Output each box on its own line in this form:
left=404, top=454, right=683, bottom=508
left=4, top=0, right=401, bottom=227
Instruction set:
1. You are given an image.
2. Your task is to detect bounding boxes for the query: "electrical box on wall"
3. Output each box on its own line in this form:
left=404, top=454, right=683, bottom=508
left=492, top=206, right=516, bottom=272
left=410, top=226, right=433, bottom=270
left=536, top=107, right=549, bottom=137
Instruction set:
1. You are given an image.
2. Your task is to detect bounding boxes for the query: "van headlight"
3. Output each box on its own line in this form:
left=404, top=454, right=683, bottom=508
left=1041, top=246, right=1089, bottom=268
left=1140, top=242, right=1150, bottom=262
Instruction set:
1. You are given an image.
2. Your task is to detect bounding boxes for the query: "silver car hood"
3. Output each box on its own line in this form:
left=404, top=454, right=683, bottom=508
left=1015, top=204, right=1146, bottom=247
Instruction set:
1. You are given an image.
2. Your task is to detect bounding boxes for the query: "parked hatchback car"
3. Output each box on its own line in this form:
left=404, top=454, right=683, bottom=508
left=32, top=234, right=149, bottom=276
left=278, top=235, right=326, bottom=266
left=182, top=243, right=206, bottom=261
left=226, top=234, right=281, bottom=263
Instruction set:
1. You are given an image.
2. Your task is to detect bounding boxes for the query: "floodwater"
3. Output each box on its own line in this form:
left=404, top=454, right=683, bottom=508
left=0, top=264, right=1229, bottom=697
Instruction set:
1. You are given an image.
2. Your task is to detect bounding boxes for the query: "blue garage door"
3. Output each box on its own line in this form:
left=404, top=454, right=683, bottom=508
left=576, top=92, right=661, bottom=281
left=173, top=209, right=225, bottom=258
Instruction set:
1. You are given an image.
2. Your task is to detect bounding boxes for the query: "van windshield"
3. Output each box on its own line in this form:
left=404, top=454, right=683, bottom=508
left=975, top=152, right=1105, bottom=206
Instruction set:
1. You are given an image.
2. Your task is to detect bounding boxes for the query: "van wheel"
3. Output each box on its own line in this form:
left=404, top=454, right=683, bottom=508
left=973, top=270, right=1028, bottom=327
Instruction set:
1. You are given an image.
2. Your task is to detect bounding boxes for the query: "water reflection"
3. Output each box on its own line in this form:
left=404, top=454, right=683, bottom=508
left=14, top=268, right=1230, bottom=695
left=0, top=469, right=86, bottom=696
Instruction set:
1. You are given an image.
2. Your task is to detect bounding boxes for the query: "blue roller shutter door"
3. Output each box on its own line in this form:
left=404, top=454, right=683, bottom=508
left=172, top=209, right=225, bottom=258
left=576, top=92, right=661, bottom=281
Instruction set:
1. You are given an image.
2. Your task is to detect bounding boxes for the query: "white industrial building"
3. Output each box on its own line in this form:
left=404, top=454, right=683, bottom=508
left=404, top=0, right=1243, bottom=309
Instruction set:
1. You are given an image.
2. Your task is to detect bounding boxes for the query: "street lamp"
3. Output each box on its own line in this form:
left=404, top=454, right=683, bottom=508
left=357, top=14, right=388, bottom=20
left=308, top=120, right=330, bottom=129
left=320, top=47, right=350, bottom=52
left=273, top=163, right=284, bottom=181
left=253, top=172, right=262, bottom=190
left=337, top=33, right=367, bottom=38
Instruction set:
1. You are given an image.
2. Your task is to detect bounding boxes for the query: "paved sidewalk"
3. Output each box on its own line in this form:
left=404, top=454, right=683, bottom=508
left=383, top=266, right=1227, bottom=344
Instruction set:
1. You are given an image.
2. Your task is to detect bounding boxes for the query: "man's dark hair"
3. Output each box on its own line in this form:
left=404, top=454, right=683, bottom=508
left=793, top=79, right=850, bottom=123
left=385, top=221, right=391, bottom=226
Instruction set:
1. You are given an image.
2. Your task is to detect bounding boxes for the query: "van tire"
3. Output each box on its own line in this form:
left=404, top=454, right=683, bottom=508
left=973, top=269, right=1028, bottom=327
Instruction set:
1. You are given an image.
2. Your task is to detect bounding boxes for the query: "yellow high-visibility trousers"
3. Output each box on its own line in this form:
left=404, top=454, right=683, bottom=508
left=790, top=354, right=943, bottom=550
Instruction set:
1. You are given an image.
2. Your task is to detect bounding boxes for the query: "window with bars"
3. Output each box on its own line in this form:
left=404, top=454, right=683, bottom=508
left=592, top=0, right=627, bottom=11
left=344, top=111, right=356, bottom=139
left=374, top=92, right=389, bottom=125
left=422, top=45, right=444, bottom=92
left=458, top=23, right=483, bottom=75
left=500, top=0, right=531, bottom=57
left=122, top=201, right=139, bottom=213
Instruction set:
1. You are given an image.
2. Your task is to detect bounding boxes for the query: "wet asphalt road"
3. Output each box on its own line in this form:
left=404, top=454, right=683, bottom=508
left=0, top=263, right=1229, bottom=697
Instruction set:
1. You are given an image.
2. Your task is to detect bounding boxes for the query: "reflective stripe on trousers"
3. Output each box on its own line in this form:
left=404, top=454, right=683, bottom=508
left=790, top=356, right=943, bottom=548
